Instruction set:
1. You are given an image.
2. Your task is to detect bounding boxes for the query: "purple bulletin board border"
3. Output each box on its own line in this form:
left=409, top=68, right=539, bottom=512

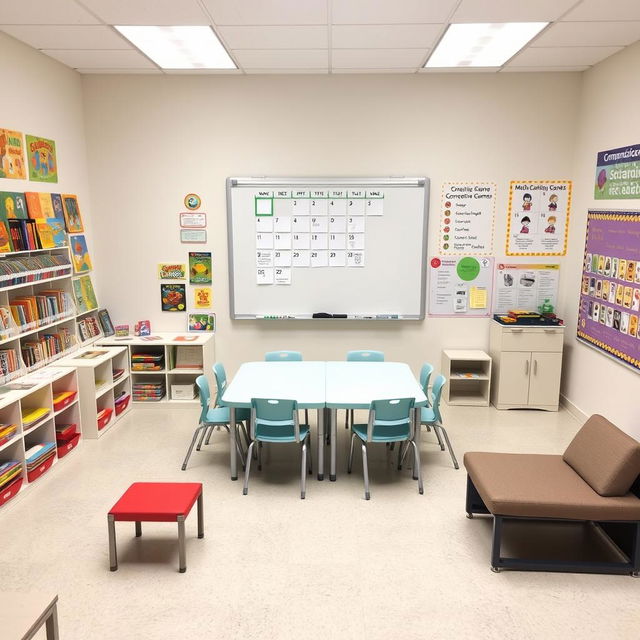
left=576, top=209, right=640, bottom=373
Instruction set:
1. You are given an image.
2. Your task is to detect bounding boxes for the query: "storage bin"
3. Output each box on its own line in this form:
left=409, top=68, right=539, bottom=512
left=0, top=476, right=23, bottom=507
left=27, top=455, right=54, bottom=483
left=114, top=394, right=130, bottom=416
left=171, top=384, right=195, bottom=400
left=55, top=423, right=77, bottom=442
left=97, top=408, right=113, bottom=430
left=57, top=433, right=80, bottom=459
left=53, top=391, right=77, bottom=412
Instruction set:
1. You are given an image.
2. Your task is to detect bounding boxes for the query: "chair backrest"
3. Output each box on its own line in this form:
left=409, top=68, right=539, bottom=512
left=346, top=350, right=384, bottom=362
left=430, top=374, right=446, bottom=424
left=195, top=375, right=210, bottom=424
left=419, top=363, right=434, bottom=406
left=265, top=351, right=303, bottom=362
left=251, top=398, right=301, bottom=442
left=366, top=397, right=415, bottom=442
left=212, top=362, right=227, bottom=406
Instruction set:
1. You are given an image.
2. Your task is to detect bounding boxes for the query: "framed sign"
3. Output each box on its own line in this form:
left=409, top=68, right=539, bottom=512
left=180, top=212, right=206, bottom=228
left=180, top=229, right=207, bottom=244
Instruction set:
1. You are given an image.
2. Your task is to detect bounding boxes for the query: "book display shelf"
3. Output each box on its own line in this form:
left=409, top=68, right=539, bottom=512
left=0, top=366, right=81, bottom=511
left=58, top=347, right=131, bottom=438
left=98, top=333, right=215, bottom=404
left=441, top=349, right=492, bottom=406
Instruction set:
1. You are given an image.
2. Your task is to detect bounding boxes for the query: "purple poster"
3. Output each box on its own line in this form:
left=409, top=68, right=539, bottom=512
left=577, top=210, right=640, bottom=372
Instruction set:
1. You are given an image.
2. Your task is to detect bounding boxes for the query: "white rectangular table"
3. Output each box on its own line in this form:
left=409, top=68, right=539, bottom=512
left=222, top=361, right=326, bottom=480
left=0, top=592, right=59, bottom=639
left=324, top=361, right=428, bottom=481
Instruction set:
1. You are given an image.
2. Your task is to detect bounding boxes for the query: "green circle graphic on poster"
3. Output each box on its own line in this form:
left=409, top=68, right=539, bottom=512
left=456, top=257, right=480, bottom=281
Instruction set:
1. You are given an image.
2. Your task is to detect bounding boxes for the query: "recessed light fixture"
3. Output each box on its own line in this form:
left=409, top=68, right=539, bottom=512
left=115, top=25, right=236, bottom=69
left=425, top=22, right=548, bottom=68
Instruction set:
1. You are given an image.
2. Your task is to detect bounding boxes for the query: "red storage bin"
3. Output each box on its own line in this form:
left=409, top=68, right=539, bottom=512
left=53, top=391, right=77, bottom=412
left=0, top=476, right=23, bottom=507
left=97, top=408, right=113, bottom=430
left=114, top=394, right=130, bottom=416
left=27, top=455, right=54, bottom=483
left=55, top=423, right=77, bottom=442
left=57, top=433, right=80, bottom=459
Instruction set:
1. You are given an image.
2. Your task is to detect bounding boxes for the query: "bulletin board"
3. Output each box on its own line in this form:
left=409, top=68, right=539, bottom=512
left=577, top=210, right=640, bottom=373
left=226, top=177, right=429, bottom=319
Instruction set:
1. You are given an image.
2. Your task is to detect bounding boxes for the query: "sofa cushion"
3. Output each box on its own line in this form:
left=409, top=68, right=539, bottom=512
left=563, top=414, right=640, bottom=497
left=464, top=452, right=640, bottom=521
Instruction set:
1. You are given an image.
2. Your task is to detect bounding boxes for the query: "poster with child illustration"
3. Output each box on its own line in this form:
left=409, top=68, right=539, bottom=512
left=506, top=180, right=571, bottom=256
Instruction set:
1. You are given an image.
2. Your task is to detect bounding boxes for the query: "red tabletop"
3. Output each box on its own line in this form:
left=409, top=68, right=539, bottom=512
left=109, top=482, right=202, bottom=522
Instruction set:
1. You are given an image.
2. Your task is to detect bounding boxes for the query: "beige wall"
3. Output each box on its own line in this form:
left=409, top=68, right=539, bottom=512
left=81, top=72, right=581, bottom=378
left=560, top=41, right=640, bottom=437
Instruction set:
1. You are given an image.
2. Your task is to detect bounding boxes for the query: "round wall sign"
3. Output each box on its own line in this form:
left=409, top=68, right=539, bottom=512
left=184, top=193, right=201, bottom=210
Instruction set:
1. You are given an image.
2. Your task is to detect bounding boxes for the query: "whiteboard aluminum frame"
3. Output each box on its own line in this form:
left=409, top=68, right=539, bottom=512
left=226, top=176, right=429, bottom=320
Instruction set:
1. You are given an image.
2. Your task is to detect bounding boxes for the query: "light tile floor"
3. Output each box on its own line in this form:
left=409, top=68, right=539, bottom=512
left=3, top=403, right=639, bottom=640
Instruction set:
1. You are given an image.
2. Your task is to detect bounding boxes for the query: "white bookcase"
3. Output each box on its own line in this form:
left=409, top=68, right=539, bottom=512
left=441, top=349, right=492, bottom=406
left=0, top=366, right=81, bottom=511
left=98, top=333, right=215, bottom=404
left=58, top=346, right=131, bottom=438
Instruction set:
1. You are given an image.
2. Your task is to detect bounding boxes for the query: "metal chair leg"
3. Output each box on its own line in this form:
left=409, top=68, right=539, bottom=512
left=347, top=433, right=356, bottom=473
left=258, top=440, right=263, bottom=470
left=181, top=425, right=206, bottom=470
left=397, top=440, right=404, bottom=470
left=399, top=440, right=410, bottom=469
left=307, top=433, right=313, bottom=474
left=301, top=441, right=307, bottom=499
left=437, top=424, right=459, bottom=469
left=345, top=408, right=350, bottom=430
left=195, top=426, right=207, bottom=451
left=240, top=422, right=250, bottom=449
left=361, top=442, right=370, bottom=500
left=243, top=441, right=256, bottom=495
left=204, top=426, right=214, bottom=445
left=410, top=440, right=424, bottom=494
left=432, top=423, right=445, bottom=450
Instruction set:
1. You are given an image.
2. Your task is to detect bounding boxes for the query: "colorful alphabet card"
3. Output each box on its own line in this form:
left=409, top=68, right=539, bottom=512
left=0, top=129, right=26, bottom=179
left=26, top=134, right=57, bottom=183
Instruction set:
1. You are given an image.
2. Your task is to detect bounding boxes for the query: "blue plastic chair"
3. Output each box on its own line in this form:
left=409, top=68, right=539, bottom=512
left=243, top=398, right=312, bottom=499
left=265, top=351, right=303, bottom=361
left=181, top=375, right=246, bottom=471
left=347, top=397, right=422, bottom=499
left=345, top=350, right=385, bottom=432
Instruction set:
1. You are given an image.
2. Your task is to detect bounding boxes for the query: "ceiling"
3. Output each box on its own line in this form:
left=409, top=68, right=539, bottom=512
left=1, top=0, right=640, bottom=74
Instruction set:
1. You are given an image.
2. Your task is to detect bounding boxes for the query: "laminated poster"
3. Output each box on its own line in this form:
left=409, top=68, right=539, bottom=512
left=506, top=181, right=571, bottom=256
left=493, top=264, right=560, bottom=314
left=189, top=252, right=212, bottom=284
left=595, top=144, right=640, bottom=199
left=158, top=263, right=186, bottom=279
left=161, top=283, right=186, bottom=312
left=577, top=210, right=640, bottom=373
left=25, top=134, right=57, bottom=183
left=188, top=313, right=215, bottom=332
left=0, top=129, right=26, bottom=179
left=194, top=287, right=212, bottom=309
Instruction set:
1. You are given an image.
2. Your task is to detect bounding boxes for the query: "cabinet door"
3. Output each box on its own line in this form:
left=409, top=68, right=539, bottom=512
left=497, top=352, right=531, bottom=406
left=528, top=352, right=562, bottom=407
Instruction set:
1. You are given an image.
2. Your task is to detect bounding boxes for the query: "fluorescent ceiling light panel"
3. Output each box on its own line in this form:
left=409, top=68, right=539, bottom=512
left=426, top=22, right=547, bottom=68
left=115, top=25, right=236, bottom=69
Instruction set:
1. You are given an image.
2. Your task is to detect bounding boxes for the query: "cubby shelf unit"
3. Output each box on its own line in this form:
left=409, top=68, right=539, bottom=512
left=441, top=349, right=492, bottom=406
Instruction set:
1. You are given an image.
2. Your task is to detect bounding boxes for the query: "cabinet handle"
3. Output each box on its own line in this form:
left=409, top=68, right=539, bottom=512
left=525, top=359, right=529, bottom=375
left=543, top=329, right=558, bottom=334
left=510, top=329, right=524, bottom=333
left=534, top=359, right=538, bottom=375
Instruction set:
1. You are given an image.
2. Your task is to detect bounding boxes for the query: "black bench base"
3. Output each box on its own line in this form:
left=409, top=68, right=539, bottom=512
left=466, top=475, right=640, bottom=576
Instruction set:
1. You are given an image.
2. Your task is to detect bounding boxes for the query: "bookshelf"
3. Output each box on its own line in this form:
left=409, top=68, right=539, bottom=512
left=0, top=366, right=81, bottom=511
left=98, top=333, right=215, bottom=403
left=441, top=349, right=492, bottom=406
left=57, top=346, right=131, bottom=438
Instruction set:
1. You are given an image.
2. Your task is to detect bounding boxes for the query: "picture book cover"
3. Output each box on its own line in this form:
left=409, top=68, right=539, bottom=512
left=98, top=309, right=114, bottom=337
left=73, top=275, right=98, bottom=313
left=39, top=193, right=54, bottom=218
left=35, top=220, right=56, bottom=249
left=70, top=235, right=92, bottom=272
left=44, top=217, right=66, bottom=247
left=115, top=324, right=130, bottom=337
left=25, top=192, right=42, bottom=218
left=161, top=283, right=186, bottom=312
left=62, top=194, right=84, bottom=233
left=51, top=193, right=64, bottom=217
left=0, top=129, right=26, bottom=179
left=0, top=192, right=28, bottom=219
left=0, top=221, right=12, bottom=252
left=194, top=287, right=212, bottom=308
left=25, top=134, right=57, bottom=183
left=158, top=263, right=186, bottom=279
left=189, top=251, right=212, bottom=284
left=188, top=313, right=215, bottom=332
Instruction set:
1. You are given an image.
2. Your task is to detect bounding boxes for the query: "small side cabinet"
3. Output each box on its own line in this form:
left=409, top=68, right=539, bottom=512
left=489, top=321, right=564, bottom=411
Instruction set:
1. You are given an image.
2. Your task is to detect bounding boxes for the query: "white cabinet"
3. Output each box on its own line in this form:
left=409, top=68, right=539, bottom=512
left=489, top=321, right=564, bottom=411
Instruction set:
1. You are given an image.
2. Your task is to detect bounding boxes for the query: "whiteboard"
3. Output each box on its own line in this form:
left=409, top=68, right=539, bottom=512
left=226, top=177, right=429, bottom=320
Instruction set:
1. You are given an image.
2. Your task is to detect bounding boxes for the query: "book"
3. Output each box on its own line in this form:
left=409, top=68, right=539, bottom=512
left=73, top=275, right=98, bottom=313
left=98, top=309, right=114, bottom=337
left=0, top=192, right=28, bottom=219
left=189, top=251, right=212, bottom=284
left=35, top=217, right=66, bottom=249
left=70, top=234, right=92, bottom=272
left=0, top=129, right=26, bottom=179
left=24, top=192, right=42, bottom=218
left=50, top=193, right=64, bottom=218
left=161, top=283, right=186, bottom=312
left=39, top=193, right=55, bottom=218
left=0, top=221, right=13, bottom=252
left=62, top=194, right=84, bottom=233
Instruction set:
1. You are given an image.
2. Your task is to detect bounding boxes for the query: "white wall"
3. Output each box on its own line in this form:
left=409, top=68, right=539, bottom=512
left=0, top=33, right=96, bottom=276
left=560, top=41, right=640, bottom=437
left=82, top=71, right=581, bottom=377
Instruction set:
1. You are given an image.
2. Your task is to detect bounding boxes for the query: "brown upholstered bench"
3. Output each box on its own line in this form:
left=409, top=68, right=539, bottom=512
left=464, top=414, right=640, bottom=575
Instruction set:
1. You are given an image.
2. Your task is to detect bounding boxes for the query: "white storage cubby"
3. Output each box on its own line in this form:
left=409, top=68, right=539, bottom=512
left=441, top=349, right=492, bottom=406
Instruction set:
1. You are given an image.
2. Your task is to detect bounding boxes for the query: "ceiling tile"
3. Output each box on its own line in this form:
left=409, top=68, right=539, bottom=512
left=500, top=66, right=589, bottom=72
left=562, top=0, right=640, bottom=22
left=77, top=68, right=164, bottom=74
left=332, top=48, right=428, bottom=69
left=202, top=0, right=327, bottom=25
left=332, top=0, right=457, bottom=24
left=232, top=49, right=328, bottom=69
left=218, top=26, right=327, bottom=49
left=452, top=0, right=577, bottom=23
left=0, top=0, right=99, bottom=25
left=533, top=21, right=640, bottom=47
left=0, top=25, right=131, bottom=50
left=41, top=49, right=157, bottom=69
left=79, top=0, right=211, bottom=25
left=332, top=24, right=441, bottom=49
left=242, top=68, right=328, bottom=74
left=508, top=46, right=624, bottom=67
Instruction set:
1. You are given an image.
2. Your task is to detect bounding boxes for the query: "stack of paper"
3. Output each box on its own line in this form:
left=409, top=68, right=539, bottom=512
left=131, top=353, right=164, bottom=371
left=0, top=423, right=17, bottom=445
left=21, top=407, right=50, bottom=428
left=132, top=380, right=165, bottom=401
left=25, top=442, right=56, bottom=472
left=0, top=460, right=21, bottom=490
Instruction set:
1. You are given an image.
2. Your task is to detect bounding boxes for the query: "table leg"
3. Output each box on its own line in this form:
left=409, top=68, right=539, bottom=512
left=45, top=602, right=59, bottom=640
left=108, top=514, right=118, bottom=571
left=330, top=408, right=337, bottom=481
left=197, top=490, right=204, bottom=539
left=412, top=407, right=420, bottom=480
left=230, top=406, right=237, bottom=481
left=178, top=515, right=186, bottom=573
left=135, top=521, right=142, bottom=537
left=317, top=408, right=324, bottom=481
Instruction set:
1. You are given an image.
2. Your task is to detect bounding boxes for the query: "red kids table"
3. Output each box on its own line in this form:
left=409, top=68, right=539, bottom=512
left=108, top=482, right=203, bottom=573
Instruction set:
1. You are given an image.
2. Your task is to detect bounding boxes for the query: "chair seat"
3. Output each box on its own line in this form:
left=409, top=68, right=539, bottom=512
left=204, top=406, right=250, bottom=424
left=256, top=424, right=310, bottom=443
left=352, top=423, right=409, bottom=443
left=420, top=407, right=436, bottom=424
